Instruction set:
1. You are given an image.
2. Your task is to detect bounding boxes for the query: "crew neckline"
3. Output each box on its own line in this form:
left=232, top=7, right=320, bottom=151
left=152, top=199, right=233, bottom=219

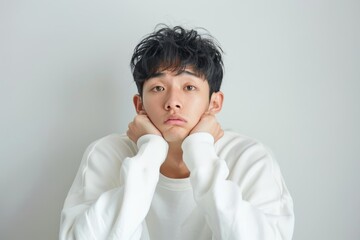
left=158, top=173, right=192, bottom=191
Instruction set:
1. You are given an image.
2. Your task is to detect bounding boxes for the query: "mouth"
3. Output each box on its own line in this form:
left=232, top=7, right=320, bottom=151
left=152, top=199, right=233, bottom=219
left=164, top=115, right=187, bottom=125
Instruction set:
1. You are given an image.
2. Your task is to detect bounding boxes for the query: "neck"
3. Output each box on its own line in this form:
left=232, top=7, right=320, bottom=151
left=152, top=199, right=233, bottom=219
left=160, top=142, right=190, bottom=179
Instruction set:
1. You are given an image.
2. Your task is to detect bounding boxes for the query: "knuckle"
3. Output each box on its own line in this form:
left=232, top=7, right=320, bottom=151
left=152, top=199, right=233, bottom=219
left=134, top=116, right=142, bottom=124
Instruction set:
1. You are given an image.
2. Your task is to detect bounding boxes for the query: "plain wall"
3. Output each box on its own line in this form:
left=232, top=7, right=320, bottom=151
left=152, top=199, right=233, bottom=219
left=1, top=0, right=359, bottom=239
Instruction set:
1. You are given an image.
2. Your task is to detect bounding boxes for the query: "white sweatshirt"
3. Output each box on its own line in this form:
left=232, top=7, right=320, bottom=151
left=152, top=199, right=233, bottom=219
left=60, top=131, right=294, bottom=240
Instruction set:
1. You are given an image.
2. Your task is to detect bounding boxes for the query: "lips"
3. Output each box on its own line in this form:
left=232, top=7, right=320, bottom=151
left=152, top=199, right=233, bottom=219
left=164, top=115, right=187, bottom=125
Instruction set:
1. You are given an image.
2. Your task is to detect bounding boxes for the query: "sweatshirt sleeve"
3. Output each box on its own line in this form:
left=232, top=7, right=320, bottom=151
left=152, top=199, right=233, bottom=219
left=60, top=134, right=168, bottom=240
left=181, top=132, right=294, bottom=240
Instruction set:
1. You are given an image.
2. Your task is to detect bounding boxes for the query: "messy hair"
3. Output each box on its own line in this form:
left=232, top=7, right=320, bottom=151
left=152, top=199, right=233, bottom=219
left=130, top=25, right=224, bottom=97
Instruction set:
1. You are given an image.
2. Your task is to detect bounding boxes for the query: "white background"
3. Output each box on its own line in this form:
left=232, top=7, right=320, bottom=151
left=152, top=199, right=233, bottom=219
left=1, top=0, right=359, bottom=239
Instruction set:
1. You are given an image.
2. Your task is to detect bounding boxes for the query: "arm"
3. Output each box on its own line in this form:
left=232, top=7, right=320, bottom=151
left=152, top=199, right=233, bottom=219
left=60, top=115, right=167, bottom=240
left=183, top=116, right=294, bottom=240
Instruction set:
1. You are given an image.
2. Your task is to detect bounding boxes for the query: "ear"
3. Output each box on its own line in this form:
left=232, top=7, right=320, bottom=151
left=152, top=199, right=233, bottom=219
left=208, top=91, right=224, bottom=114
left=133, top=94, right=145, bottom=114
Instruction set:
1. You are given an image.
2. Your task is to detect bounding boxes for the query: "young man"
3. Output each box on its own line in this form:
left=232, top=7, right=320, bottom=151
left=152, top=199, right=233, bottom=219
left=60, top=26, right=294, bottom=240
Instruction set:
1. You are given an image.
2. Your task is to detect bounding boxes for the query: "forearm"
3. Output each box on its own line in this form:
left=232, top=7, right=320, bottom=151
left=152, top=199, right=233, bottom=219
left=60, top=134, right=168, bottom=240
left=182, top=132, right=294, bottom=240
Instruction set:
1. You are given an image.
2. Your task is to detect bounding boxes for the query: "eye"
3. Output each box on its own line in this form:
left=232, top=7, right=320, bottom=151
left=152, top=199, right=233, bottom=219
left=152, top=86, right=165, bottom=92
left=185, top=85, right=196, bottom=91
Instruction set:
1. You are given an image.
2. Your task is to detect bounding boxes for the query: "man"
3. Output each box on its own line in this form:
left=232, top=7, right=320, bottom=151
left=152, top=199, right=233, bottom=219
left=60, top=25, right=294, bottom=240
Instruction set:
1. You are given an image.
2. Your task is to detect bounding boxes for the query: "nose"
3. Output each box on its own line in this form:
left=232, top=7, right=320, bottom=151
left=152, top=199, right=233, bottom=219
left=164, top=89, right=182, bottom=111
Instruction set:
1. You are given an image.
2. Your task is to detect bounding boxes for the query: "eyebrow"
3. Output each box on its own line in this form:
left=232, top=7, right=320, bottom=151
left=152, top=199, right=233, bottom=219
left=151, top=70, right=200, bottom=78
left=176, top=70, right=199, bottom=77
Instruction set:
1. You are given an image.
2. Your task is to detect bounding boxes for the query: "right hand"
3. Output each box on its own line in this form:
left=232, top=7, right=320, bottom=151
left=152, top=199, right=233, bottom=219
left=127, top=111, right=162, bottom=143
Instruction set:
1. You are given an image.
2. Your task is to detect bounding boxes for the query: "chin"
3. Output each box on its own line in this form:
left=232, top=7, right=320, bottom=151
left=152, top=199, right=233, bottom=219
left=162, top=128, right=190, bottom=144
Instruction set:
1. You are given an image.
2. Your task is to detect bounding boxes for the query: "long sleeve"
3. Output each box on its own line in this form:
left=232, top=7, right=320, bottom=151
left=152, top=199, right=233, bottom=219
left=60, top=134, right=168, bottom=240
left=181, top=132, right=294, bottom=240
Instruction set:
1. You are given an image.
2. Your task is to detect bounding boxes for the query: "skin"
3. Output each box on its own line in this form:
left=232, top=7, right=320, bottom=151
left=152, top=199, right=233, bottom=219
left=127, top=68, right=224, bottom=178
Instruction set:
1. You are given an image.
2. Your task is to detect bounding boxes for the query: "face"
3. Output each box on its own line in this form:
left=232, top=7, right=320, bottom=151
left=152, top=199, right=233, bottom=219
left=134, top=68, right=223, bottom=144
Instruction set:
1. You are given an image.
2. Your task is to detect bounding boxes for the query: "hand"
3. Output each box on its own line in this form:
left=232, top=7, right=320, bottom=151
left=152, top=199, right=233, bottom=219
left=127, top=111, right=162, bottom=143
left=190, top=113, right=224, bottom=142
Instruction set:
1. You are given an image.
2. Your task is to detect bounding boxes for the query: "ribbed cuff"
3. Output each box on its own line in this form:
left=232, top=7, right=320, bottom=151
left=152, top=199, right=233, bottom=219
left=136, top=134, right=168, bottom=167
left=181, top=132, right=218, bottom=171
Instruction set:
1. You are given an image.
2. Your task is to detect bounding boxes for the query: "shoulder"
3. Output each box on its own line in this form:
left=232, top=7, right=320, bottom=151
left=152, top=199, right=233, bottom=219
left=80, top=133, right=138, bottom=177
left=76, top=133, right=137, bottom=189
left=84, top=133, right=138, bottom=160
left=215, top=130, right=277, bottom=173
left=215, top=130, right=269, bottom=156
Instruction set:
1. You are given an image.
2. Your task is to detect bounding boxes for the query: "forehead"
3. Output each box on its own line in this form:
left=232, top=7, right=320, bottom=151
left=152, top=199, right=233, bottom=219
left=148, top=66, right=206, bottom=81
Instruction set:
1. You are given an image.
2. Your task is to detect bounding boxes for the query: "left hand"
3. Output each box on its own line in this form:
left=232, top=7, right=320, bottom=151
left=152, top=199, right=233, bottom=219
left=190, top=113, right=224, bottom=142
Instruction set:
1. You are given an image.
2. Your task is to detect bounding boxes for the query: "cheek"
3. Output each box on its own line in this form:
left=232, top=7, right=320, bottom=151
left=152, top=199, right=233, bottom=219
left=190, top=94, right=209, bottom=110
left=142, top=96, right=157, bottom=112
left=143, top=102, right=163, bottom=123
left=186, top=99, right=209, bottom=121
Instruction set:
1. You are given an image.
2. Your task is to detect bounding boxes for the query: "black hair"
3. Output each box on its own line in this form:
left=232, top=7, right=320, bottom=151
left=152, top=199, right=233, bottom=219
left=130, top=25, right=224, bottom=97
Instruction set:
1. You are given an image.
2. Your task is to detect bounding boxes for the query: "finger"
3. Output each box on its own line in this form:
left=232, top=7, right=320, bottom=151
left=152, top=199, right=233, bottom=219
left=138, top=110, right=147, bottom=115
left=202, top=111, right=212, bottom=117
left=126, top=129, right=133, bottom=140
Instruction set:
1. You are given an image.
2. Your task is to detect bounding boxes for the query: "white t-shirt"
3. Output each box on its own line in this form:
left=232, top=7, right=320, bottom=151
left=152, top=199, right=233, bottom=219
left=60, top=131, right=294, bottom=240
